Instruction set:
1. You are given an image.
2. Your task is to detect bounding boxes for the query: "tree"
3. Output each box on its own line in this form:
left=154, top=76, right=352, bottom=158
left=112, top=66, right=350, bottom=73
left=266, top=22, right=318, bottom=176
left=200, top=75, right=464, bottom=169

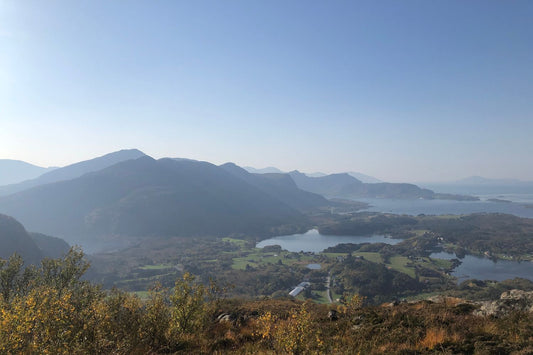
left=170, top=272, right=212, bottom=334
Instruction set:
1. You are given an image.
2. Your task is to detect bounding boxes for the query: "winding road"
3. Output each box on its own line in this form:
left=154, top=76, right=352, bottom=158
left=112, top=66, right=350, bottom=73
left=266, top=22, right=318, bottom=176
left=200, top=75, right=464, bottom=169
left=325, top=272, right=333, bottom=303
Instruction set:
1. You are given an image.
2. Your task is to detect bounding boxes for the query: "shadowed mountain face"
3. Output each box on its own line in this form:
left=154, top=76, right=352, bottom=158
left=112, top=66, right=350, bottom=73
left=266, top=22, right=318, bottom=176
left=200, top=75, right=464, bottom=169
left=0, top=149, right=146, bottom=196
left=220, top=163, right=330, bottom=212
left=0, top=157, right=313, bottom=247
left=289, top=171, right=364, bottom=197
left=289, top=171, right=438, bottom=199
left=0, top=160, right=57, bottom=186
left=0, top=214, right=43, bottom=263
left=0, top=214, right=70, bottom=263
left=30, top=233, right=70, bottom=259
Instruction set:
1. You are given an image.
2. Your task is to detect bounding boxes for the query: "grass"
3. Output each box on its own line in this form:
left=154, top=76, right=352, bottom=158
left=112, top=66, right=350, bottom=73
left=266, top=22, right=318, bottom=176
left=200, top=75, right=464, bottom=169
left=313, top=290, right=331, bottom=304
left=321, top=252, right=349, bottom=258
left=222, top=237, right=248, bottom=248
left=231, top=258, right=259, bottom=270
left=430, top=257, right=454, bottom=270
left=138, top=263, right=173, bottom=270
left=231, top=249, right=320, bottom=270
left=353, top=252, right=383, bottom=263
left=412, top=229, right=431, bottom=236
left=387, top=255, right=416, bottom=278
left=118, top=272, right=177, bottom=283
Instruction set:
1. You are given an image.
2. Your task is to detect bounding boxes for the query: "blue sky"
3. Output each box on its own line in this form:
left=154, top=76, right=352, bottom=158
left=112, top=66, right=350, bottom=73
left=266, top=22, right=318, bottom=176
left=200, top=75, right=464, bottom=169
left=1, top=0, right=532, bottom=182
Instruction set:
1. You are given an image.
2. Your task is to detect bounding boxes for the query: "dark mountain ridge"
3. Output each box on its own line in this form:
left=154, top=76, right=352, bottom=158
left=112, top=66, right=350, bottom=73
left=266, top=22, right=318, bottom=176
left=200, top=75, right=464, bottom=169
left=0, top=157, right=319, bottom=248
left=0, top=214, right=69, bottom=263
left=0, top=214, right=43, bottom=263
left=220, top=163, right=330, bottom=212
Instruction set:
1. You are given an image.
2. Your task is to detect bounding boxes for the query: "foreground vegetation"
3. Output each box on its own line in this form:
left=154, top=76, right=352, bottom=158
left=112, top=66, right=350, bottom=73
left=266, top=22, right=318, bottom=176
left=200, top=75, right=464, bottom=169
left=1, top=249, right=533, bottom=354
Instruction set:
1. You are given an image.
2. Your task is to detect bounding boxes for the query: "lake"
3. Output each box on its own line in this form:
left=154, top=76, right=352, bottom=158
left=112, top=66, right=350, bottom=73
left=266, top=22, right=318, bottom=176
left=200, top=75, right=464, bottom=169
left=431, top=252, right=533, bottom=282
left=256, top=229, right=399, bottom=253
left=257, top=231, right=533, bottom=282
left=356, top=197, right=533, bottom=218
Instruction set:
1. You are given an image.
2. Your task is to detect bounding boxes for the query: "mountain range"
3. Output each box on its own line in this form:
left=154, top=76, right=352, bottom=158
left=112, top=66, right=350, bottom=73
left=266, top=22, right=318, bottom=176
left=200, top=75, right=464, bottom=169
left=0, top=149, right=482, bottom=251
left=243, top=166, right=285, bottom=174
left=243, top=166, right=382, bottom=183
left=0, top=149, right=146, bottom=196
left=0, top=156, right=328, bottom=249
left=0, top=160, right=57, bottom=186
left=288, top=171, right=476, bottom=200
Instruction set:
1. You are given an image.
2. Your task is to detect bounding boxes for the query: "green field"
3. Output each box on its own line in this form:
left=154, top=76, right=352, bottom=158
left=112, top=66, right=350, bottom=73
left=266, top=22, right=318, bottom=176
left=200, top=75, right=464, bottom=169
left=139, top=263, right=173, bottom=270
left=387, top=255, right=416, bottom=278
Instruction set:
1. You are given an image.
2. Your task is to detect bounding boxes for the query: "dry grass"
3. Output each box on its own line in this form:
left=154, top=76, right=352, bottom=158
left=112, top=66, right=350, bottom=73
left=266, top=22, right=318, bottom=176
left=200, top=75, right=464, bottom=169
left=419, top=327, right=447, bottom=350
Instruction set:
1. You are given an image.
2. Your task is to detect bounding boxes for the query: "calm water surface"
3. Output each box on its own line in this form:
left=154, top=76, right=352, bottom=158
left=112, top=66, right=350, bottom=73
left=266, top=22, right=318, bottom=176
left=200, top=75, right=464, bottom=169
left=256, top=229, right=399, bottom=253
left=357, top=197, right=533, bottom=218
left=431, top=252, right=533, bottom=282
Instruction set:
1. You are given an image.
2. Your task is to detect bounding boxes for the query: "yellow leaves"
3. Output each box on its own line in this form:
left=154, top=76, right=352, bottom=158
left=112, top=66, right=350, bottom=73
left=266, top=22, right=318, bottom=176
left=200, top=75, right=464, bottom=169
left=0, top=286, right=81, bottom=353
left=254, top=302, right=324, bottom=354
left=338, top=293, right=364, bottom=317
left=254, top=311, right=276, bottom=339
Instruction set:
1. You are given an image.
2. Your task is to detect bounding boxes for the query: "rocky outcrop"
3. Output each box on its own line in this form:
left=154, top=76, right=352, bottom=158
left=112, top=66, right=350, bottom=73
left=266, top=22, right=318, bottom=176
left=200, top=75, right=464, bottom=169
left=474, top=289, right=533, bottom=317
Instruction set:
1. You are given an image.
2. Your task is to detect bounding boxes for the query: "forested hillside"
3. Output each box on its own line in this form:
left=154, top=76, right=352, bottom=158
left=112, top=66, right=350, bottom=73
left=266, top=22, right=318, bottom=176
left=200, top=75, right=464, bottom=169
left=0, top=157, right=327, bottom=248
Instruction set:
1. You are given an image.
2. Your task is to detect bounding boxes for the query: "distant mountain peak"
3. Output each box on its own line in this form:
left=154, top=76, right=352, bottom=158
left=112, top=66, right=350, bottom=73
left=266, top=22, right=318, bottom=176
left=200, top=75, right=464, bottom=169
left=0, top=160, right=58, bottom=186
left=305, top=172, right=327, bottom=177
left=346, top=171, right=382, bottom=183
left=0, top=149, right=147, bottom=196
left=243, top=166, right=285, bottom=174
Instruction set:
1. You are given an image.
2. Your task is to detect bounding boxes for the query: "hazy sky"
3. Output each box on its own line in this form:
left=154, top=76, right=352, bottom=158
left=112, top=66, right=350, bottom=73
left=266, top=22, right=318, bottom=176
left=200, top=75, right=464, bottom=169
left=1, top=1, right=532, bottom=182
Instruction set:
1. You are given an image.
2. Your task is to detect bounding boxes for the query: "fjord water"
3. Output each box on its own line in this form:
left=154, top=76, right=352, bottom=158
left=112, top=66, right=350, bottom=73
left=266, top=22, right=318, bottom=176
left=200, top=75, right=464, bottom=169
left=256, top=229, right=399, bottom=253
left=357, top=197, right=533, bottom=218
left=431, top=252, right=533, bottom=282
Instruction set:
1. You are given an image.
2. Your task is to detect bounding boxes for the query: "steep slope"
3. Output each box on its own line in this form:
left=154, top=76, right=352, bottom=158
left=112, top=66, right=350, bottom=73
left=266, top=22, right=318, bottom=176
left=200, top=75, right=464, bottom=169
left=0, top=160, right=56, bottom=186
left=0, top=214, right=43, bottom=263
left=0, top=149, right=146, bottom=196
left=220, top=163, right=330, bottom=212
left=346, top=171, right=382, bottom=183
left=0, top=157, right=308, bottom=246
left=289, top=171, right=364, bottom=197
left=30, top=233, right=70, bottom=259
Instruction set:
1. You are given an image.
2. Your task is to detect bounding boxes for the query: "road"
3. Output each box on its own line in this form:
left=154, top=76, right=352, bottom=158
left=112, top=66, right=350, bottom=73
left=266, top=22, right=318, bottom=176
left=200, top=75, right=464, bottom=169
left=325, top=272, right=333, bottom=303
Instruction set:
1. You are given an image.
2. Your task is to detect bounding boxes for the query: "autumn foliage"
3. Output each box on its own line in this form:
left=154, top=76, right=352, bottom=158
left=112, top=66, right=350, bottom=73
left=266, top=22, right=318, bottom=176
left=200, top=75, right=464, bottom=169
left=1, top=250, right=533, bottom=354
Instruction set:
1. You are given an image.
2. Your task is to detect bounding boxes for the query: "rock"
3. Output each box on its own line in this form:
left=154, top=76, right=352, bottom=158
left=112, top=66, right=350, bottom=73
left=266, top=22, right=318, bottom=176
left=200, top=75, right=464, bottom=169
left=217, top=313, right=236, bottom=323
left=383, top=302, right=396, bottom=308
left=474, top=290, right=533, bottom=317
left=327, top=309, right=338, bottom=321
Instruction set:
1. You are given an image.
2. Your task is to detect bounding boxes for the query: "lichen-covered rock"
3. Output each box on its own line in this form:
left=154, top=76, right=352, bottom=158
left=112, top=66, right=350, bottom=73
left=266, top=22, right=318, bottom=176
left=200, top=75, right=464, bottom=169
left=474, top=290, right=533, bottom=317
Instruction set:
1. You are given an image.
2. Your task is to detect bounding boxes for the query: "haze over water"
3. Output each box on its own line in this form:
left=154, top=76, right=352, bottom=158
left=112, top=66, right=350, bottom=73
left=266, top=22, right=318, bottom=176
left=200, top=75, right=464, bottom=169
left=357, top=197, right=533, bottom=219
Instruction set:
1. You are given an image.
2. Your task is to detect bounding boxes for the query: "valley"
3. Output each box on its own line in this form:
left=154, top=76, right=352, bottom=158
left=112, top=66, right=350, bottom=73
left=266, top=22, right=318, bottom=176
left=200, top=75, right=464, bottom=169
left=1, top=151, right=533, bottom=353
left=84, top=210, right=533, bottom=305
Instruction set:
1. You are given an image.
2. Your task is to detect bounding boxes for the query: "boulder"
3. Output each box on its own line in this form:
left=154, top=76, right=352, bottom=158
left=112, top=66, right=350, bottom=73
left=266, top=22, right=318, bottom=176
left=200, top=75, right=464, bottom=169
left=474, top=290, right=533, bottom=317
